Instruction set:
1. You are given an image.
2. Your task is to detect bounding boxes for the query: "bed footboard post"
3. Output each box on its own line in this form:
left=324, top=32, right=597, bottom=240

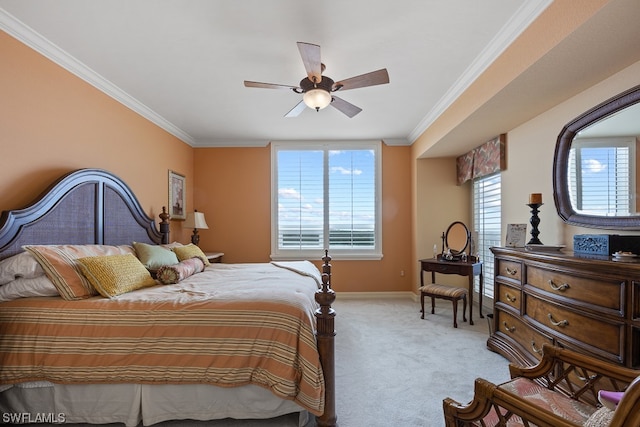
left=159, top=206, right=170, bottom=244
left=315, top=250, right=337, bottom=427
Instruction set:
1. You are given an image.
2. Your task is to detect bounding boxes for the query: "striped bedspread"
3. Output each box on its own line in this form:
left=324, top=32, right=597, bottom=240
left=0, top=262, right=325, bottom=415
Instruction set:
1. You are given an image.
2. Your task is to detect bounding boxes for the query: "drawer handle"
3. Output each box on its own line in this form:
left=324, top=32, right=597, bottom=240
left=548, top=279, right=570, bottom=291
left=531, top=341, right=542, bottom=354
left=577, top=374, right=598, bottom=382
left=548, top=313, right=569, bottom=327
left=506, top=267, right=518, bottom=276
left=505, top=293, right=517, bottom=303
left=502, top=321, right=516, bottom=333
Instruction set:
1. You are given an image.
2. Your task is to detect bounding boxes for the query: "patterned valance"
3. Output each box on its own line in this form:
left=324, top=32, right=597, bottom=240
left=456, top=134, right=506, bottom=185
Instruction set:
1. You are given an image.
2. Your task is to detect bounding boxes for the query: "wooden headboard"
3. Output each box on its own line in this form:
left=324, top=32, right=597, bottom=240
left=0, top=169, right=169, bottom=260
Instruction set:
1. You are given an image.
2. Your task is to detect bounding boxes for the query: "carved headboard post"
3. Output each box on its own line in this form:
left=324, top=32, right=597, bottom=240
left=159, top=206, right=170, bottom=244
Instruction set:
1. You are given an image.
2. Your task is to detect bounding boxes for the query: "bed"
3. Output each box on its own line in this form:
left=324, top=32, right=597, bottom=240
left=0, top=168, right=337, bottom=427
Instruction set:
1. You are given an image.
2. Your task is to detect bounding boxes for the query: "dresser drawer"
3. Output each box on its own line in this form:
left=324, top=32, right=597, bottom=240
left=495, top=281, right=521, bottom=311
left=525, top=294, right=623, bottom=360
left=496, top=259, right=522, bottom=284
left=495, top=309, right=553, bottom=362
left=527, top=266, right=623, bottom=313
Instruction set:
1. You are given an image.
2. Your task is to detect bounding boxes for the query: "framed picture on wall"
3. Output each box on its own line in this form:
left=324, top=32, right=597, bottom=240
left=168, top=170, right=186, bottom=220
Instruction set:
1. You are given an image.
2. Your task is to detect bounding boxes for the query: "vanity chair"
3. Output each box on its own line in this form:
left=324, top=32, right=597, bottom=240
left=419, top=221, right=482, bottom=328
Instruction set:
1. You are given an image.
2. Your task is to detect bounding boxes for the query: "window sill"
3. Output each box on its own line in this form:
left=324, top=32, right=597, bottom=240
left=271, top=252, right=383, bottom=261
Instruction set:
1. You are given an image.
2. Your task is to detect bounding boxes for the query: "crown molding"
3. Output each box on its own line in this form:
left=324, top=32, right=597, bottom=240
left=407, top=0, right=553, bottom=143
left=1, top=8, right=197, bottom=146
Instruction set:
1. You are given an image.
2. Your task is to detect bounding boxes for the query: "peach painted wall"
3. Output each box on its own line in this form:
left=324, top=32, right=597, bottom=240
left=193, top=144, right=413, bottom=293
left=0, top=32, right=193, bottom=242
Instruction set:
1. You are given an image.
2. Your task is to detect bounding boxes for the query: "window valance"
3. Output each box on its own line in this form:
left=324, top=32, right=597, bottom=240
left=456, top=134, right=506, bottom=185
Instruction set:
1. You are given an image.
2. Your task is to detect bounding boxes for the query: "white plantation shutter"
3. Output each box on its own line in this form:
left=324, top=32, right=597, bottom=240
left=473, top=173, right=501, bottom=299
left=272, top=141, right=382, bottom=260
left=569, top=138, right=634, bottom=215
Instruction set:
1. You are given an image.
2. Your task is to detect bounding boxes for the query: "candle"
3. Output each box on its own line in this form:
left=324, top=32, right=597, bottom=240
left=529, top=193, right=542, bottom=204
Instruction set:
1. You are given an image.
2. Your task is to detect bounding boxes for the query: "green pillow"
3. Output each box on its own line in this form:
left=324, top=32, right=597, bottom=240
left=132, top=241, right=179, bottom=270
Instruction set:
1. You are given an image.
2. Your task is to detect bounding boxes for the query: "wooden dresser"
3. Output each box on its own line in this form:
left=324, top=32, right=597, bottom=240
left=488, top=247, right=640, bottom=369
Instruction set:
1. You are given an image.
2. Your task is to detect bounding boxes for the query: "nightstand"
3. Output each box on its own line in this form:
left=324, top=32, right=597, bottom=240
left=204, top=252, right=224, bottom=263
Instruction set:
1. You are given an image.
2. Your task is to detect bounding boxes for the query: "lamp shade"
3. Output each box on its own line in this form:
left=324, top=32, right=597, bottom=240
left=183, top=211, right=209, bottom=230
left=303, top=88, right=332, bottom=111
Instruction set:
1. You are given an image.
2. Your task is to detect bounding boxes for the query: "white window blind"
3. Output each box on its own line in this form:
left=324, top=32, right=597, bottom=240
left=568, top=138, right=635, bottom=215
left=473, top=173, right=501, bottom=299
left=271, top=141, right=382, bottom=260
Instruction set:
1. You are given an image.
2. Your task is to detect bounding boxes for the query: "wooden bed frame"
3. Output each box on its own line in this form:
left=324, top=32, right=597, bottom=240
left=0, top=168, right=337, bottom=427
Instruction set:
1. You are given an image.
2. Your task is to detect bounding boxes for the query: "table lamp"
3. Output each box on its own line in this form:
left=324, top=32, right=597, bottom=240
left=183, top=210, right=209, bottom=246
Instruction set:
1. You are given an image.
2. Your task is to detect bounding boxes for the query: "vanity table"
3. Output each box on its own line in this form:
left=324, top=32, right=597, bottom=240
left=419, top=257, right=483, bottom=325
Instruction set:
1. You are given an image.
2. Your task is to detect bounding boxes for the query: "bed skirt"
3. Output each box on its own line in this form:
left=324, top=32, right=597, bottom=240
left=0, top=382, right=308, bottom=426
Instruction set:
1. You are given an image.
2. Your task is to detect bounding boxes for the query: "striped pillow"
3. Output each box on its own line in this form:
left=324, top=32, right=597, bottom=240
left=23, top=244, right=135, bottom=300
left=77, top=254, right=157, bottom=298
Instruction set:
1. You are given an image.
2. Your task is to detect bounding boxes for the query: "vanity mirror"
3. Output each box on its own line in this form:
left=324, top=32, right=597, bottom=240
left=553, top=84, right=640, bottom=229
left=444, top=221, right=470, bottom=255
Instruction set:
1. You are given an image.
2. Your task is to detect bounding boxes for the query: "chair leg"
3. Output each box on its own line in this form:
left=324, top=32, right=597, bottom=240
left=462, top=294, right=467, bottom=322
left=452, top=299, right=458, bottom=328
left=430, top=296, right=436, bottom=314
left=420, top=293, right=425, bottom=319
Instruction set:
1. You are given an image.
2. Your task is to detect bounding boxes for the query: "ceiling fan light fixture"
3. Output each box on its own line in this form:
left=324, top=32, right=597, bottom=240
left=303, top=88, right=332, bottom=111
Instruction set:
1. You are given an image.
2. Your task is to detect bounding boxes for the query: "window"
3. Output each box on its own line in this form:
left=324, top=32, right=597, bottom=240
left=271, top=141, right=382, bottom=260
left=568, top=138, right=635, bottom=215
left=473, top=173, right=501, bottom=300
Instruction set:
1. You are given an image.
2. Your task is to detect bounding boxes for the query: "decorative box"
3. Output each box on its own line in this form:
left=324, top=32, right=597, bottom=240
left=573, top=234, right=640, bottom=256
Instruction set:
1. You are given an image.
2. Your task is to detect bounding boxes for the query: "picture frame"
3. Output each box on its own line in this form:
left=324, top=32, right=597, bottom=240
left=505, top=223, right=527, bottom=247
left=168, top=170, right=186, bottom=220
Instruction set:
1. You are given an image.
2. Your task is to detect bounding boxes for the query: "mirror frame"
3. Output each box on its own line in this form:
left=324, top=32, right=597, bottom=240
left=553, top=84, right=640, bottom=229
left=445, top=221, right=470, bottom=254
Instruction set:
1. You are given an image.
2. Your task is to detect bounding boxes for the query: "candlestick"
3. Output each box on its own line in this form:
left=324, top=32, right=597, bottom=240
left=529, top=193, right=542, bottom=205
left=527, top=203, right=543, bottom=245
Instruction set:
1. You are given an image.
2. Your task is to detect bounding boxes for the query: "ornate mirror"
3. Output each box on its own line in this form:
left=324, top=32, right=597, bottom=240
left=445, top=221, right=470, bottom=255
left=553, top=85, right=640, bottom=229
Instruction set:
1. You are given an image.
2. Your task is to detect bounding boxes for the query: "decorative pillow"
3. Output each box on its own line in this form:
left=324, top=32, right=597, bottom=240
left=0, top=276, right=59, bottom=302
left=23, top=244, right=135, bottom=300
left=583, top=406, right=615, bottom=427
left=598, top=390, right=624, bottom=410
left=76, top=254, right=157, bottom=298
left=162, top=241, right=184, bottom=249
left=156, top=257, right=205, bottom=285
left=172, top=244, right=210, bottom=266
left=132, top=241, right=179, bottom=271
left=0, top=251, right=45, bottom=285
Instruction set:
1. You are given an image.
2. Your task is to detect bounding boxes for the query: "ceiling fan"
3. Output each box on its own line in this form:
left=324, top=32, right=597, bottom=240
left=244, top=42, right=389, bottom=118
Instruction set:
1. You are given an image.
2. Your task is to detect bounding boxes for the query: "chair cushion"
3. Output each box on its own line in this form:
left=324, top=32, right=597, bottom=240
left=419, top=284, right=467, bottom=298
left=497, top=377, right=596, bottom=425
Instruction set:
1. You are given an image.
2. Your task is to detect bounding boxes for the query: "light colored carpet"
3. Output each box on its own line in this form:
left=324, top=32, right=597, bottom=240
left=30, top=297, right=510, bottom=427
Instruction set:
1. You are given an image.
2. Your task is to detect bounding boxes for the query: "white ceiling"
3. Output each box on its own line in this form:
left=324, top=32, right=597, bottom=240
left=1, top=0, right=548, bottom=149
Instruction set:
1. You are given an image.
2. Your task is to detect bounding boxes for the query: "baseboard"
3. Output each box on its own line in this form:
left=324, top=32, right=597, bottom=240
left=336, top=291, right=416, bottom=300
left=335, top=291, right=495, bottom=311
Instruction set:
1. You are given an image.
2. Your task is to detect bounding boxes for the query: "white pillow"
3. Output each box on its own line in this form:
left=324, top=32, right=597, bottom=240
left=0, top=251, right=45, bottom=285
left=0, top=276, right=59, bottom=302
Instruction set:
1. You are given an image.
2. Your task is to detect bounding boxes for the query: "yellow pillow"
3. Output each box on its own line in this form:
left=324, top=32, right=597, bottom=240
left=172, top=244, right=210, bottom=266
left=77, top=254, right=157, bottom=298
left=23, top=244, right=135, bottom=300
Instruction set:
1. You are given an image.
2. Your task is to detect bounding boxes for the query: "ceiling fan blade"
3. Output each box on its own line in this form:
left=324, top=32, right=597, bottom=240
left=330, top=96, right=362, bottom=118
left=285, top=100, right=307, bottom=118
left=244, top=80, right=299, bottom=90
left=333, top=68, right=389, bottom=91
left=297, top=42, right=322, bottom=83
